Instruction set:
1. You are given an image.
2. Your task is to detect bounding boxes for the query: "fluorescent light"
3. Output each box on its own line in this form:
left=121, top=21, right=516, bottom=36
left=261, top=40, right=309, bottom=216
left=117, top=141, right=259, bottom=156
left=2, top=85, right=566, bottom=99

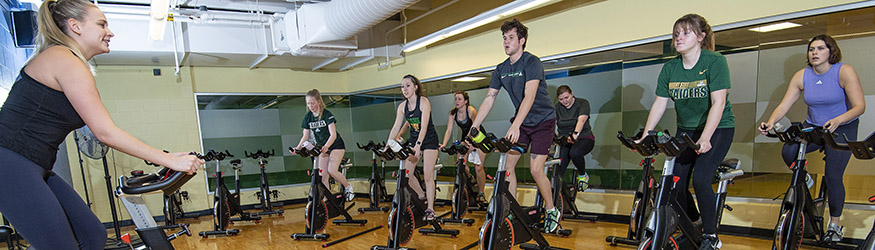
left=500, top=0, right=550, bottom=17
left=402, top=0, right=555, bottom=53
left=18, top=0, right=43, bottom=6
left=149, top=0, right=170, bottom=41
left=451, top=76, right=486, bottom=82
left=446, top=16, right=500, bottom=37
left=403, top=35, right=447, bottom=52
left=748, top=22, right=801, bottom=32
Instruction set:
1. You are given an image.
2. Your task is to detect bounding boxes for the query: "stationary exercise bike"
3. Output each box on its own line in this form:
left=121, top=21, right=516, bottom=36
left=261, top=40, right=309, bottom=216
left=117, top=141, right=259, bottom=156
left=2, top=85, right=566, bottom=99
left=372, top=140, right=460, bottom=250
left=290, top=144, right=373, bottom=241
left=634, top=131, right=743, bottom=250
left=244, top=149, right=284, bottom=216
left=162, top=190, right=191, bottom=226
left=143, top=156, right=194, bottom=227
left=535, top=141, right=598, bottom=223
left=357, top=141, right=392, bottom=213
left=824, top=128, right=875, bottom=250
left=768, top=122, right=857, bottom=250
left=434, top=141, right=484, bottom=226
left=469, top=128, right=569, bottom=250
left=198, top=150, right=261, bottom=237
left=117, top=157, right=196, bottom=249
left=606, top=130, right=659, bottom=247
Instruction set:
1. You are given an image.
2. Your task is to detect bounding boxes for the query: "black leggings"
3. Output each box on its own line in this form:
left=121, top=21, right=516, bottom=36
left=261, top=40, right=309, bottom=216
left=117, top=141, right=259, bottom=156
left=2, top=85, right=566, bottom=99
left=675, top=127, right=734, bottom=235
left=557, top=137, right=594, bottom=176
left=0, top=147, right=106, bottom=249
left=781, top=120, right=857, bottom=218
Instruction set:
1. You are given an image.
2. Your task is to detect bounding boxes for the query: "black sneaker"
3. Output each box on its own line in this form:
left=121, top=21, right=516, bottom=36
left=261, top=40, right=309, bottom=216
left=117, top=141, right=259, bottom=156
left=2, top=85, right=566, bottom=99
left=699, top=234, right=722, bottom=250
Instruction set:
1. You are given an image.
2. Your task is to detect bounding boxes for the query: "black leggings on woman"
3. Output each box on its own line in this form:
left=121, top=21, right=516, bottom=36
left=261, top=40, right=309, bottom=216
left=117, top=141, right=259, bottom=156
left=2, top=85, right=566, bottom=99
left=781, top=120, right=858, bottom=218
left=0, top=147, right=106, bottom=249
left=557, top=136, right=595, bottom=176
left=675, top=127, right=734, bottom=235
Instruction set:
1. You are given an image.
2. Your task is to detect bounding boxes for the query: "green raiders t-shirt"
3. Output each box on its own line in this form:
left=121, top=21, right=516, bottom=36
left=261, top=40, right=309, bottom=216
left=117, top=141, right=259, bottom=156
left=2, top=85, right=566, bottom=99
left=656, top=49, right=735, bottom=130
left=301, top=109, right=341, bottom=146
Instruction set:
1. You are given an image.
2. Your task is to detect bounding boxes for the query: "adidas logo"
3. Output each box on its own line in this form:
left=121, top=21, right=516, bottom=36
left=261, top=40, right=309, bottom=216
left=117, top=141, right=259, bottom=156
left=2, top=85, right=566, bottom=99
left=816, top=80, right=823, bottom=85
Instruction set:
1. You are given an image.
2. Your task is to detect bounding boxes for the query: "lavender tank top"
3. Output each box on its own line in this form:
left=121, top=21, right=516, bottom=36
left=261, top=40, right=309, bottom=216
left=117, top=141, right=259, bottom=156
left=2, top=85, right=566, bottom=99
left=803, top=63, right=853, bottom=126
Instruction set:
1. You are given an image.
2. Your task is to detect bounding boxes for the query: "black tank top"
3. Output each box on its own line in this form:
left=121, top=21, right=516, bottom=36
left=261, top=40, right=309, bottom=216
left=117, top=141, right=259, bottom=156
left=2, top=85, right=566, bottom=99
left=0, top=69, right=85, bottom=170
left=454, top=106, right=483, bottom=141
left=404, top=96, right=438, bottom=144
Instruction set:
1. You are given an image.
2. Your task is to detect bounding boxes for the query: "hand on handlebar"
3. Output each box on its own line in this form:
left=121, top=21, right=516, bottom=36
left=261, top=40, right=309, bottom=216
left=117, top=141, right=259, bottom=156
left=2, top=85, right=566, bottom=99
left=759, top=122, right=774, bottom=135
left=167, top=153, right=203, bottom=175
left=695, top=138, right=712, bottom=154
left=823, top=118, right=841, bottom=133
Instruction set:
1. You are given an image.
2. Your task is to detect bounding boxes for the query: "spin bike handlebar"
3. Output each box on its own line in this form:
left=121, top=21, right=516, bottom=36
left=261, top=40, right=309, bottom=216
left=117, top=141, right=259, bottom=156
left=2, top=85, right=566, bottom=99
left=468, top=128, right=526, bottom=154
left=554, top=133, right=576, bottom=147
left=823, top=128, right=875, bottom=160
left=358, top=140, right=398, bottom=161
left=245, top=149, right=275, bottom=159
left=617, top=129, right=660, bottom=157
left=200, top=150, right=234, bottom=161
left=440, top=141, right=469, bottom=156
left=119, top=153, right=199, bottom=195
left=289, top=146, right=322, bottom=158
left=761, top=122, right=825, bottom=145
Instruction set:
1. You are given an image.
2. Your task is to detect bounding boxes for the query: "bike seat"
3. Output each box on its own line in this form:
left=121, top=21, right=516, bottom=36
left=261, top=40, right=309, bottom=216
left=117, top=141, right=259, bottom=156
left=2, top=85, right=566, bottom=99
left=714, top=158, right=743, bottom=183
left=341, top=158, right=352, bottom=170
left=718, top=158, right=740, bottom=170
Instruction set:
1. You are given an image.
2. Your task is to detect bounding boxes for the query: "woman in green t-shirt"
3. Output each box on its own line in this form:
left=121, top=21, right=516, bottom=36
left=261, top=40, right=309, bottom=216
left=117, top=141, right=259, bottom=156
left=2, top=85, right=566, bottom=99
left=641, top=14, right=735, bottom=250
left=291, top=89, right=353, bottom=202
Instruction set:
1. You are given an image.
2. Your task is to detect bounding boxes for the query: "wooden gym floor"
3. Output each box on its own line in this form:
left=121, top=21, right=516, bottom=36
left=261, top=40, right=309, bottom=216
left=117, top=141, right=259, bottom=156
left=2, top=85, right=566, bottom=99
left=67, top=199, right=820, bottom=250
left=0, top=198, right=825, bottom=249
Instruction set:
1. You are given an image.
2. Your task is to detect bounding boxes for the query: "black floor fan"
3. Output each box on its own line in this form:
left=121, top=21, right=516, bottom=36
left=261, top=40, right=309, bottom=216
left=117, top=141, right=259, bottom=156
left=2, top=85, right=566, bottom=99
left=74, top=126, right=143, bottom=249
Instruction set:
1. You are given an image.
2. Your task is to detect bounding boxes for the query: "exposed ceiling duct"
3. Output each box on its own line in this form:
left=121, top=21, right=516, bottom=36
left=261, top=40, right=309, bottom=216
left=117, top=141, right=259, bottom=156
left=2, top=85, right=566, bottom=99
left=272, top=0, right=418, bottom=57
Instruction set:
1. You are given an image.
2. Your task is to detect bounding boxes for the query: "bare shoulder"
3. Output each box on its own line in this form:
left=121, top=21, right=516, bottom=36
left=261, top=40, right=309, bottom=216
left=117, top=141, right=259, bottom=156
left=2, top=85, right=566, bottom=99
left=839, top=64, right=858, bottom=75
left=25, top=46, right=89, bottom=91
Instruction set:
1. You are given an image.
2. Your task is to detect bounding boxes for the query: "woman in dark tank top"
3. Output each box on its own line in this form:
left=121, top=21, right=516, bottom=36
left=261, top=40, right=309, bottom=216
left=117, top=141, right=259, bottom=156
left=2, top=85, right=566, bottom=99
left=0, top=0, right=203, bottom=249
left=385, top=75, right=441, bottom=221
left=439, top=91, right=488, bottom=202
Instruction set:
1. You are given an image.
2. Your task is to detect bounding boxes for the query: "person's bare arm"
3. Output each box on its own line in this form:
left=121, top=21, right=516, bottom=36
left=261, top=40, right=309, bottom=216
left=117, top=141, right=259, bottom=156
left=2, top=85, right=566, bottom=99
left=55, top=47, right=201, bottom=173
left=824, top=64, right=866, bottom=132
left=471, top=88, right=500, bottom=133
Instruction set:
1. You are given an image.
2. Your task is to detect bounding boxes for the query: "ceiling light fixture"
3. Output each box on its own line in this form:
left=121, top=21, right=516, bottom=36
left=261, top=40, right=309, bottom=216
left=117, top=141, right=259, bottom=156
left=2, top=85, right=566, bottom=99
left=451, top=76, right=486, bottom=82
left=402, top=0, right=555, bottom=53
left=748, top=22, right=801, bottom=32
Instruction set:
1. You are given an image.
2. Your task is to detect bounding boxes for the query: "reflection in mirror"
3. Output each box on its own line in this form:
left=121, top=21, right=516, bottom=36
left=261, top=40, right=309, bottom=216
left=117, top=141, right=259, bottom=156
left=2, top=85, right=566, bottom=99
left=193, top=6, right=875, bottom=204
left=196, top=94, right=354, bottom=191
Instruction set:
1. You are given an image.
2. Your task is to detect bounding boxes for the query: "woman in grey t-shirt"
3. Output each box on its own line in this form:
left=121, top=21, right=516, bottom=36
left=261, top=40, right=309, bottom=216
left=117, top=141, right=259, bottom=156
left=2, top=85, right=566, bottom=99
left=554, top=85, right=594, bottom=185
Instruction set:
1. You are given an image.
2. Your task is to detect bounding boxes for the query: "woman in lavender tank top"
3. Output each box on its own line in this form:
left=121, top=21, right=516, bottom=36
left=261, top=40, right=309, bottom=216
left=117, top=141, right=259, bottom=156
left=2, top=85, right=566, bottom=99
left=759, top=34, right=865, bottom=243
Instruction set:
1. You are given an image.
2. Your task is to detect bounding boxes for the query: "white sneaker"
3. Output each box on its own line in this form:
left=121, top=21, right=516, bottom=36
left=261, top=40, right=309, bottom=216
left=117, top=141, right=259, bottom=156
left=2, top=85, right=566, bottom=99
left=344, top=187, right=355, bottom=202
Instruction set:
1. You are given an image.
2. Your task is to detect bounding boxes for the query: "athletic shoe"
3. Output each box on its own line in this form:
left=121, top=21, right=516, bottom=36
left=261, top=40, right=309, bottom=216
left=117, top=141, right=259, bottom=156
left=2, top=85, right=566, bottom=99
left=578, top=172, right=590, bottom=191
left=825, top=223, right=844, bottom=243
left=424, top=209, right=436, bottom=221
left=344, top=187, right=355, bottom=202
left=544, top=208, right=561, bottom=233
left=699, top=234, right=722, bottom=250
left=477, top=192, right=487, bottom=203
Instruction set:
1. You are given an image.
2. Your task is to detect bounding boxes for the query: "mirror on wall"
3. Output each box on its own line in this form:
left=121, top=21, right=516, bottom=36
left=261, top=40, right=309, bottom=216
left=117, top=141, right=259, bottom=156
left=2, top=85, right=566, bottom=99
left=195, top=6, right=875, bottom=204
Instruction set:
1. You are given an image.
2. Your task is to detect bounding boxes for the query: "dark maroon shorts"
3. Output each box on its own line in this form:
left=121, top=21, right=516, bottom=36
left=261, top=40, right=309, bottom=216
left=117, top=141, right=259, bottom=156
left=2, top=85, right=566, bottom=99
left=511, top=118, right=556, bottom=155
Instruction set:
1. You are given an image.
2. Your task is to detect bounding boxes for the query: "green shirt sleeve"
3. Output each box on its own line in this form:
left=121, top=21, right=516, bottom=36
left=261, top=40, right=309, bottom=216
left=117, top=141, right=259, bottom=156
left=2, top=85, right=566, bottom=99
left=707, top=52, right=731, bottom=92
left=325, top=110, right=337, bottom=125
